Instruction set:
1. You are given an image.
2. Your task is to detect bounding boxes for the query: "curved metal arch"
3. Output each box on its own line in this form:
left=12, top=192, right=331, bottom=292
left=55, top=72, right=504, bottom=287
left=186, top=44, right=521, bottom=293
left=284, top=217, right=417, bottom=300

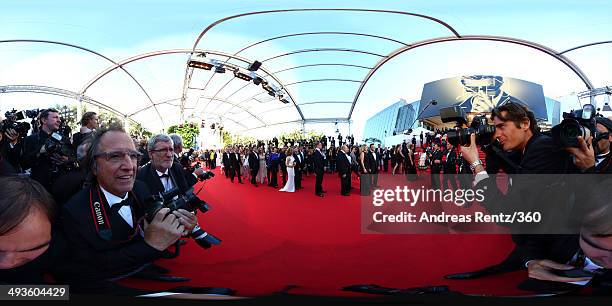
left=349, top=35, right=595, bottom=119
left=261, top=48, right=386, bottom=63
left=192, top=8, right=461, bottom=50
left=128, top=97, right=183, bottom=116
left=297, top=101, right=353, bottom=106
left=204, top=76, right=237, bottom=114
left=194, top=95, right=267, bottom=126
left=284, top=79, right=362, bottom=87
left=559, top=40, right=612, bottom=55
left=0, top=84, right=138, bottom=125
left=242, top=117, right=352, bottom=132
left=81, top=48, right=304, bottom=121
left=0, top=39, right=162, bottom=127
left=233, top=31, right=409, bottom=56
left=272, top=63, right=373, bottom=74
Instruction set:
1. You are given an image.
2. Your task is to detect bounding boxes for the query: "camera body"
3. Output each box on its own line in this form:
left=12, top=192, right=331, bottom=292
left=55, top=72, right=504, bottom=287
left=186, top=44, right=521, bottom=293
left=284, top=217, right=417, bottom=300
left=145, top=187, right=210, bottom=220
left=144, top=187, right=220, bottom=249
left=440, top=106, right=496, bottom=147
left=1, top=109, right=39, bottom=138
left=196, top=170, right=215, bottom=181
left=551, top=104, right=597, bottom=148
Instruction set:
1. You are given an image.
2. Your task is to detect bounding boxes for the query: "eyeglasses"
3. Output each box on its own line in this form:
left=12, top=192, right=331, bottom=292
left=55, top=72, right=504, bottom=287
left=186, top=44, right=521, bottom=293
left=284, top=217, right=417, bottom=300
left=150, top=147, right=174, bottom=154
left=94, top=150, right=142, bottom=163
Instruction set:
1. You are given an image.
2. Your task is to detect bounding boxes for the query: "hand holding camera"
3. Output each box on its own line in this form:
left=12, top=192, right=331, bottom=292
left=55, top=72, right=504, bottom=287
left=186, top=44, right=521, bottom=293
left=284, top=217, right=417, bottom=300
left=172, top=209, right=198, bottom=234
left=144, top=208, right=184, bottom=251
left=565, top=136, right=595, bottom=170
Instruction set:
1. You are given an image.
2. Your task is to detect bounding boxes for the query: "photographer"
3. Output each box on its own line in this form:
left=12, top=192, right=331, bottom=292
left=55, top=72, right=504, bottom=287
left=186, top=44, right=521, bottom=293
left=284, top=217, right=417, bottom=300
left=446, top=101, right=595, bottom=280
left=21, top=108, right=75, bottom=191
left=0, top=127, right=23, bottom=172
left=0, top=176, right=68, bottom=284
left=72, top=111, right=98, bottom=149
left=60, top=125, right=184, bottom=294
left=594, top=117, right=612, bottom=173
left=169, top=133, right=207, bottom=186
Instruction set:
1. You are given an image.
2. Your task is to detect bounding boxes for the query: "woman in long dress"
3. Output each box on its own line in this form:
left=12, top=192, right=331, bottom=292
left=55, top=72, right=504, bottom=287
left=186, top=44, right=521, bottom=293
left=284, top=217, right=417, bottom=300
left=257, top=148, right=267, bottom=184
left=279, top=148, right=295, bottom=192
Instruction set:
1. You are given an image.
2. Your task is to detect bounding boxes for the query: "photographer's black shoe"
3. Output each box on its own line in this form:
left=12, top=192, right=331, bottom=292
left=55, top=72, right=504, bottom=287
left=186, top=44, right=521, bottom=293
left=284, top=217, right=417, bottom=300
left=132, top=271, right=190, bottom=282
left=148, top=264, right=170, bottom=274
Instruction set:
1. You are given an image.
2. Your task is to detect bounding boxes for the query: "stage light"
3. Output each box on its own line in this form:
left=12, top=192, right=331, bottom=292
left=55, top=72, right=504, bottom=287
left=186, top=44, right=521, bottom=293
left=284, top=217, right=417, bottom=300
left=253, top=76, right=263, bottom=85
left=262, top=81, right=279, bottom=97
left=215, top=65, right=226, bottom=73
left=247, top=60, right=262, bottom=71
left=188, top=53, right=215, bottom=70
left=233, top=68, right=253, bottom=81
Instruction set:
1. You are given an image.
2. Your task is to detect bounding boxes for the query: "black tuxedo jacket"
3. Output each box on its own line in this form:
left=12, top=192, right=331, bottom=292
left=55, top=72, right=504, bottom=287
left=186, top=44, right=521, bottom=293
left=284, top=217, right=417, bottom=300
left=595, top=153, right=612, bottom=174
left=313, top=149, right=325, bottom=175
left=222, top=153, right=230, bottom=167
left=293, top=153, right=304, bottom=170
left=248, top=152, right=260, bottom=172
left=429, top=150, right=443, bottom=173
left=365, top=151, right=378, bottom=173
left=475, top=134, right=583, bottom=264
left=61, top=181, right=162, bottom=282
left=336, top=152, right=351, bottom=175
left=229, top=153, right=241, bottom=169
left=137, top=162, right=192, bottom=196
left=443, top=149, right=458, bottom=174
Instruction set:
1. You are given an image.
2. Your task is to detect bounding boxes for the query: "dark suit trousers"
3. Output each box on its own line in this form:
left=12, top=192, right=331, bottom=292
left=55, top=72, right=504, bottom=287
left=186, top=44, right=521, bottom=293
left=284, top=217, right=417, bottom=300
left=340, top=173, right=351, bottom=194
left=430, top=169, right=441, bottom=189
left=250, top=169, right=258, bottom=184
left=294, top=169, right=301, bottom=188
left=315, top=172, right=323, bottom=194
left=443, top=172, right=457, bottom=190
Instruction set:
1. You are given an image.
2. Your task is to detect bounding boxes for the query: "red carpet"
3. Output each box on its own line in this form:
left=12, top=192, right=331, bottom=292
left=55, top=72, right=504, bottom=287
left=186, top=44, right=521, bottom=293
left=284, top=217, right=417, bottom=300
left=121, top=168, right=531, bottom=297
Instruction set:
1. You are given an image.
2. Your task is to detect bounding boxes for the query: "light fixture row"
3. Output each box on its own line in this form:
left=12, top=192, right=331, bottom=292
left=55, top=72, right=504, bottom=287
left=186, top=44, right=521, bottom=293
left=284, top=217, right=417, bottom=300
left=188, top=53, right=291, bottom=104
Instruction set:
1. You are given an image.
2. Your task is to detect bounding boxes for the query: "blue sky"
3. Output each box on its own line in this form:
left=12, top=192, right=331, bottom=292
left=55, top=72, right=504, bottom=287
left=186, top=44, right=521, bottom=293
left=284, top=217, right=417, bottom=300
left=1, top=0, right=611, bottom=138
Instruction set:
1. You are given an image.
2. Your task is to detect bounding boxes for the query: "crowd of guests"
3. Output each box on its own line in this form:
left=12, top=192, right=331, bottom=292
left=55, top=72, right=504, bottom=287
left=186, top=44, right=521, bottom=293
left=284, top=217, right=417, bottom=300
left=1, top=104, right=610, bottom=296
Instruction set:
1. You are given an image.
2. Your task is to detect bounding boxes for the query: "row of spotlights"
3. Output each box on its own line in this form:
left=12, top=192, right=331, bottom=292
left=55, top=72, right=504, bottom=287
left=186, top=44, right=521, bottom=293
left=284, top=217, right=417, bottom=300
left=188, top=53, right=292, bottom=105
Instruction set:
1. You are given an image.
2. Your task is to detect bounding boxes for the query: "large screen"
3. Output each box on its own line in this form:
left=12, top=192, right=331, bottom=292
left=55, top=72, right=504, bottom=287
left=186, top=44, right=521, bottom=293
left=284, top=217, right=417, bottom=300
left=418, top=75, right=547, bottom=120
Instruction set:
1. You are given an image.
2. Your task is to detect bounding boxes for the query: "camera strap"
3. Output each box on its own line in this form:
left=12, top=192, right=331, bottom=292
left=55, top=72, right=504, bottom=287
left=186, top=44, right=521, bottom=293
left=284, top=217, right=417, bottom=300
left=88, top=185, right=142, bottom=241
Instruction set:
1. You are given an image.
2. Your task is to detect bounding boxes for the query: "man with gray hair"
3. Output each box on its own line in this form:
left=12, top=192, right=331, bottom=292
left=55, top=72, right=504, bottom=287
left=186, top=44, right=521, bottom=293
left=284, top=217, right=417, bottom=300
left=167, top=133, right=206, bottom=186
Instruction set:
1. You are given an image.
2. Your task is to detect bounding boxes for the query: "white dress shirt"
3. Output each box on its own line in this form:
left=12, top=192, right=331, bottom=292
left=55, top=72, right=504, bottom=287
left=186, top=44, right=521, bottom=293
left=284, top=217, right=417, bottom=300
left=100, top=186, right=133, bottom=228
left=156, top=169, right=175, bottom=192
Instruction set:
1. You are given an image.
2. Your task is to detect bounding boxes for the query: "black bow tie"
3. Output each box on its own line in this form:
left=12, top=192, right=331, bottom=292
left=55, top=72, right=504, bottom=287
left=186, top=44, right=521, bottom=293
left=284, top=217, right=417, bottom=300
left=110, top=198, right=131, bottom=214
left=159, top=173, right=170, bottom=178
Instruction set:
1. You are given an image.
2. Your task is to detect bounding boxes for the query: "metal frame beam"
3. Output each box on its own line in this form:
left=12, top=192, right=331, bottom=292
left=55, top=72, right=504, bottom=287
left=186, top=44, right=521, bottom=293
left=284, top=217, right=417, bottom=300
left=0, top=39, right=160, bottom=126
left=0, top=84, right=138, bottom=125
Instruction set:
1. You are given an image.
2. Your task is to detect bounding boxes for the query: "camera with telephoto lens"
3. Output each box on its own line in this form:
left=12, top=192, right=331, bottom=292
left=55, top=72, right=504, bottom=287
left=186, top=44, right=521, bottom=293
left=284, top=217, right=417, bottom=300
left=196, top=170, right=215, bottom=181
left=551, top=104, right=597, bottom=148
left=440, top=106, right=496, bottom=147
left=1, top=109, right=39, bottom=138
left=145, top=187, right=221, bottom=249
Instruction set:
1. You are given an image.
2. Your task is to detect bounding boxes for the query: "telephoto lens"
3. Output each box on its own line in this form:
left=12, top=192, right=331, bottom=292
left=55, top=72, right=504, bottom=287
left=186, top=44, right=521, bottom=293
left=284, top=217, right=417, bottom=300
left=190, top=225, right=221, bottom=249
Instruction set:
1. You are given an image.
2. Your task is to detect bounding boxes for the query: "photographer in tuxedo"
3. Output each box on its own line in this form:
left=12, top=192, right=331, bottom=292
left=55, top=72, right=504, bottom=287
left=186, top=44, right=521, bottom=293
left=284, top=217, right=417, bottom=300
left=60, top=125, right=186, bottom=294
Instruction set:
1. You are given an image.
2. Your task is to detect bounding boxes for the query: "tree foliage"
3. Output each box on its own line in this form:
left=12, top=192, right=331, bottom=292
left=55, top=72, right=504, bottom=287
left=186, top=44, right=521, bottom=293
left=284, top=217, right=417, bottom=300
left=167, top=122, right=199, bottom=149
